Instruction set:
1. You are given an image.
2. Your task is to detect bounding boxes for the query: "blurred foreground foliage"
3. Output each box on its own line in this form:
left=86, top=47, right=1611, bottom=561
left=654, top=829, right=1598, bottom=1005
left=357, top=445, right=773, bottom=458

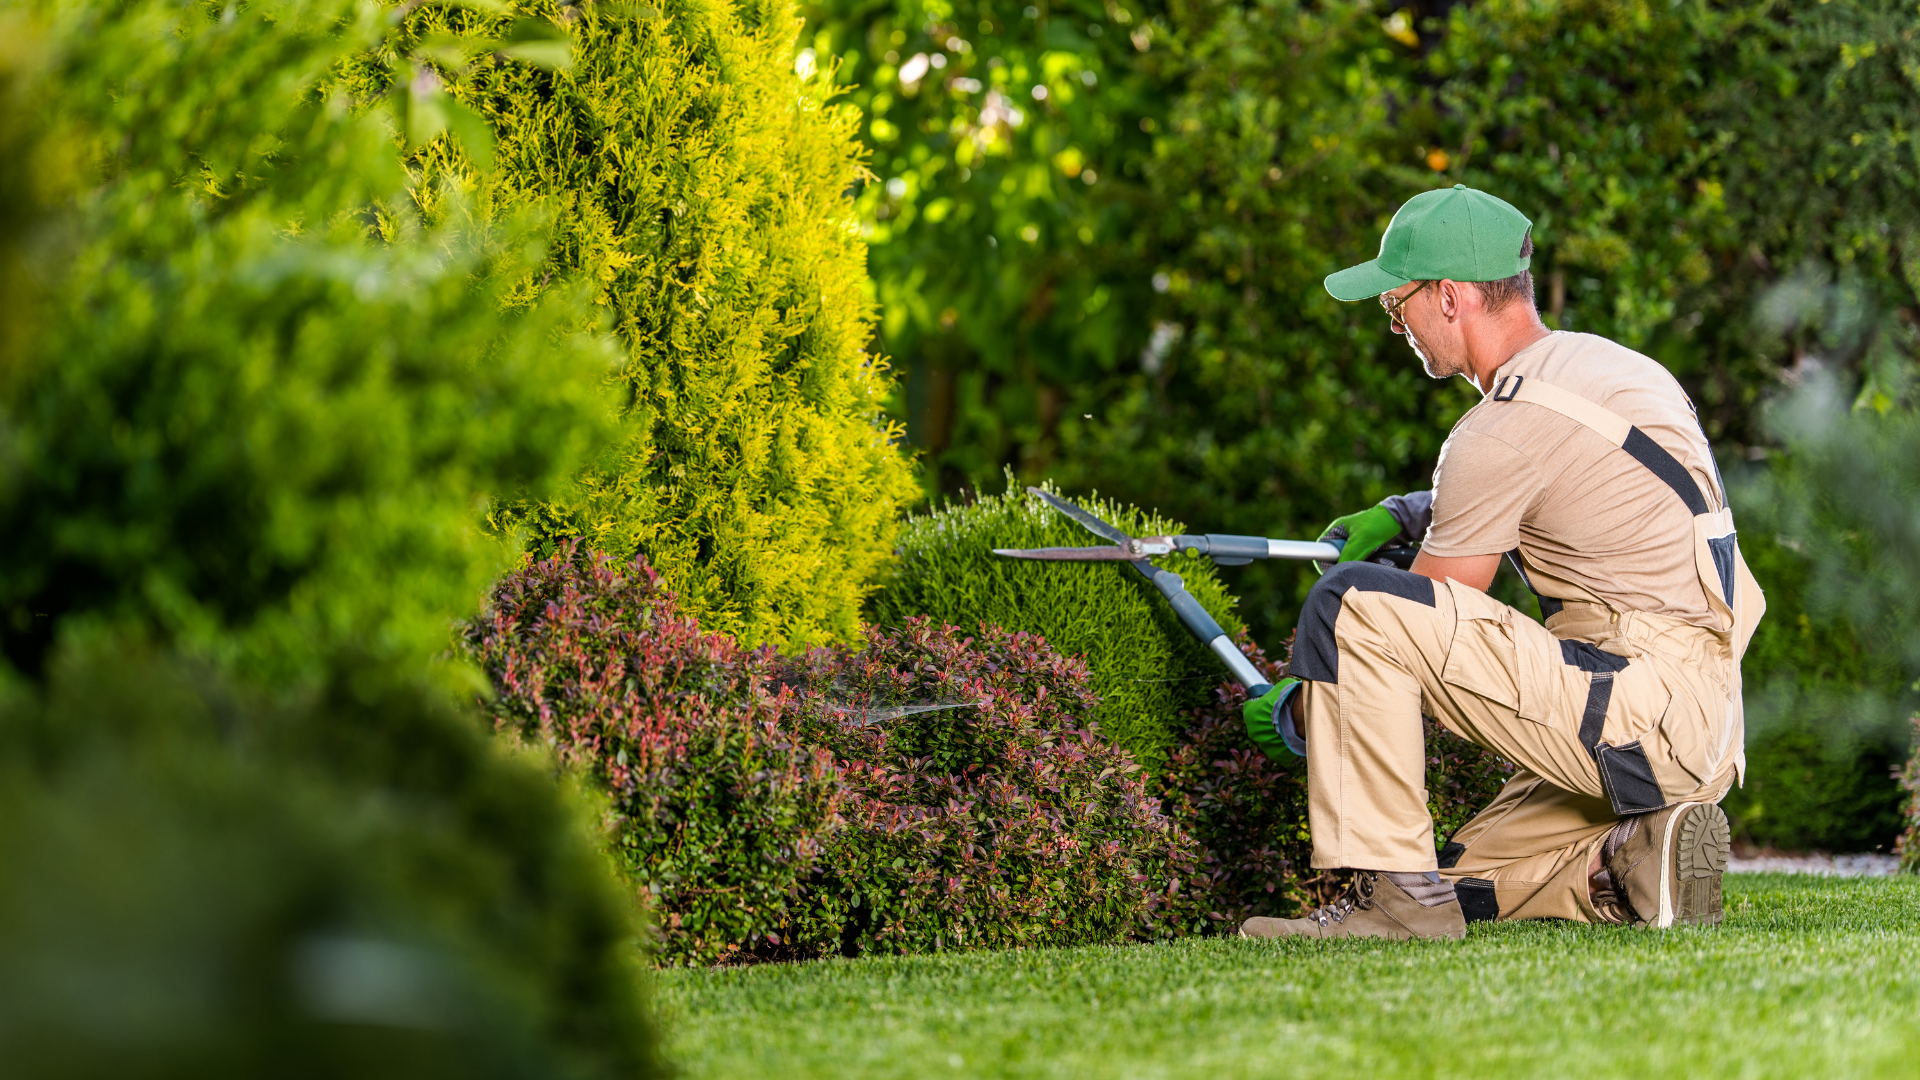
left=332, top=0, right=918, bottom=650
left=813, top=0, right=1920, bottom=848
left=0, top=0, right=659, bottom=1069
left=0, top=647, right=657, bottom=1079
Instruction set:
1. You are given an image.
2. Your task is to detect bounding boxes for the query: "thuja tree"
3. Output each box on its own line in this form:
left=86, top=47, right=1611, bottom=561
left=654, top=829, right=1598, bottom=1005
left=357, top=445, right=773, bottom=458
left=340, top=0, right=918, bottom=649
left=0, top=1, right=656, bottom=1070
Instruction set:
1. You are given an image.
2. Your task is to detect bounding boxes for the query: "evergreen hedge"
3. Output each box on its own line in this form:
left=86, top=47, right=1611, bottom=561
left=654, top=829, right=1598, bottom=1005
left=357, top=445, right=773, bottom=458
left=0, top=0, right=658, bottom=1066
left=866, top=484, right=1243, bottom=769
left=341, top=0, right=918, bottom=650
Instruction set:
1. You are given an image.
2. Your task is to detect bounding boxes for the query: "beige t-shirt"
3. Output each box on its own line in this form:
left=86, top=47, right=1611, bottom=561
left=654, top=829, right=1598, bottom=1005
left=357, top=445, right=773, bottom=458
left=1423, top=331, right=1721, bottom=626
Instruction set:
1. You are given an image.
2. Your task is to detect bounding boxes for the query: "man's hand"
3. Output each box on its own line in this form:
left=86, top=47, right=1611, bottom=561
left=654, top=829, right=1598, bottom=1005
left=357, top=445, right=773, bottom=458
left=1410, top=549, right=1501, bottom=592
left=1318, top=505, right=1403, bottom=564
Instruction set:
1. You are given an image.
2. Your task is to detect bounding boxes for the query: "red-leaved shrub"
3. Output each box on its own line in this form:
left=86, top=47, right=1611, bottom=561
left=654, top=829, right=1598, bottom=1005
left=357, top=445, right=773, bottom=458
left=1896, top=716, right=1920, bottom=874
left=464, top=547, right=1203, bottom=964
left=460, top=549, right=843, bottom=965
left=774, top=622, right=1205, bottom=953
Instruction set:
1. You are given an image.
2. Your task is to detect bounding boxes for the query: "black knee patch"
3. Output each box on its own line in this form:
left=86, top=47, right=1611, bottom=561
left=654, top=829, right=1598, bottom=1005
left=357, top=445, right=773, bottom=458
left=1456, top=877, right=1500, bottom=923
left=1437, top=841, right=1466, bottom=870
left=1290, top=562, right=1435, bottom=684
left=1596, top=741, right=1666, bottom=814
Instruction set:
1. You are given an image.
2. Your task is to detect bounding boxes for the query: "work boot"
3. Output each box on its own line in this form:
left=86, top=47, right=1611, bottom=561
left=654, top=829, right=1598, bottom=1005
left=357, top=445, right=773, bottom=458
left=1239, top=871, right=1466, bottom=941
left=1600, top=801, right=1730, bottom=928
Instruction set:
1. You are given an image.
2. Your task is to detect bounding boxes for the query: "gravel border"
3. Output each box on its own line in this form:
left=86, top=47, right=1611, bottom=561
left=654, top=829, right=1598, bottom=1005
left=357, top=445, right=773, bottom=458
left=1728, top=852, right=1902, bottom=877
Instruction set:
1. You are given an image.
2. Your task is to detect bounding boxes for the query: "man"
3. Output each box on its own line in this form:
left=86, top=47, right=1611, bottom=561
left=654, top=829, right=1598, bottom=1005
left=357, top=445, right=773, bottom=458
left=1238, top=185, right=1763, bottom=939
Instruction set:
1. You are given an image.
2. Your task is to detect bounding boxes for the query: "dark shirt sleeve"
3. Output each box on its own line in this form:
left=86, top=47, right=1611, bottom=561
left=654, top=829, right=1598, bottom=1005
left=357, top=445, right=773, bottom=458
left=1378, top=490, right=1433, bottom=544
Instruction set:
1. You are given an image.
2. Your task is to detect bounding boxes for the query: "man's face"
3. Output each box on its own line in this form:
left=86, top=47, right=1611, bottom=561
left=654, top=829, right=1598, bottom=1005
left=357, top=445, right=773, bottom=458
left=1380, top=281, right=1466, bottom=380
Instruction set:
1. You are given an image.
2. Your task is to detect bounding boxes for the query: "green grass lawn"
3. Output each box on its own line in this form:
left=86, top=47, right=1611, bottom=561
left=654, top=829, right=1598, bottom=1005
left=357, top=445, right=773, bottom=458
left=656, top=873, right=1920, bottom=1079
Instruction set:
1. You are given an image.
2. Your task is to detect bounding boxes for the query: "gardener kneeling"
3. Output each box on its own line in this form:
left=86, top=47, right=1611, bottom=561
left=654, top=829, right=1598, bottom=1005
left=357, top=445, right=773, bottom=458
left=1240, top=186, right=1763, bottom=940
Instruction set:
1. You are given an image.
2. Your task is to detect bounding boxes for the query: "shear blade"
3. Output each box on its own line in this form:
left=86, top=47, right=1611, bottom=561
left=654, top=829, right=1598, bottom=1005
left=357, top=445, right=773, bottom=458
left=992, top=546, right=1136, bottom=561
left=1026, top=487, right=1131, bottom=545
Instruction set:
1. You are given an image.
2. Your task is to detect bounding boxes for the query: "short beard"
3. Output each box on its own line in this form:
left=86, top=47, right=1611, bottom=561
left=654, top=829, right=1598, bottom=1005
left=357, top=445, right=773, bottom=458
left=1409, top=331, right=1464, bottom=380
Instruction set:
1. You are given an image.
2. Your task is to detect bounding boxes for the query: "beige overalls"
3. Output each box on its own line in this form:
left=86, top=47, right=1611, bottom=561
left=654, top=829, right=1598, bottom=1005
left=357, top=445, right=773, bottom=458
left=1291, top=373, right=1765, bottom=923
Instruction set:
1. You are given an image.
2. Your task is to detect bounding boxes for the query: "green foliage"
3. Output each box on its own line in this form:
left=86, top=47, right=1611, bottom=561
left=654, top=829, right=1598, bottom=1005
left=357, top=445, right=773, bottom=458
left=336, top=0, right=919, bottom=650
left=0, top=646, right=660, bottom=1078
left=867, top=483, right=1243, bottom=768
left=1051, top=0, right=1485, bottom=638
left=0, top=0, right=615, bottom=686
left=1423, top=0, right=1920, bottom=438
left=0, top=0, right=658, bottom=1063
left=815, top=0, right=1920, bottom=622
left=1722, top=531, right=1909, bottom=850
left=796, top=0, right=1170, bottom=491
left=1726, top=357, right=1920, bottom=851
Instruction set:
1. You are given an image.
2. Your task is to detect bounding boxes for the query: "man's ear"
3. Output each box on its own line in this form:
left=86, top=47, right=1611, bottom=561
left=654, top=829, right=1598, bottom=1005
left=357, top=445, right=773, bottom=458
left=1437, top=278, right=1465, bottom=319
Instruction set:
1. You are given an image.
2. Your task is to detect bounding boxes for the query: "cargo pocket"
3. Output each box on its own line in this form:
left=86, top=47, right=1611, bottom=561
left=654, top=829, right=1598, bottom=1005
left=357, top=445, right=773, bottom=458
left=1650, top=680, right=1725, bottom=796
left=1441, top=582, right=1548, bottom=721
left=1589, top=664, right=1681, bottom=807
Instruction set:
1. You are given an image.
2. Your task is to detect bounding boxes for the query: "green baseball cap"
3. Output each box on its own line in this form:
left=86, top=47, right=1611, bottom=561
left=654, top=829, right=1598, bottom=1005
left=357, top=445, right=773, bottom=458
left=1324, top=184, right=1533, bottom=301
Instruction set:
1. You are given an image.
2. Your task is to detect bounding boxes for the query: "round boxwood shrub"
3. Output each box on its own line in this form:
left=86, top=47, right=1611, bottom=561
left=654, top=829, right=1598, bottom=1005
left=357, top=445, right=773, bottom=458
left=866, top=483, right=1245, bottom=770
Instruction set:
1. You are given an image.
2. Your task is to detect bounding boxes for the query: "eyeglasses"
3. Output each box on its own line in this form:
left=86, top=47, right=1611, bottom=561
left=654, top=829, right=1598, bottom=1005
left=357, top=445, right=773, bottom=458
left=1379, top=280, right=1432, bottom=329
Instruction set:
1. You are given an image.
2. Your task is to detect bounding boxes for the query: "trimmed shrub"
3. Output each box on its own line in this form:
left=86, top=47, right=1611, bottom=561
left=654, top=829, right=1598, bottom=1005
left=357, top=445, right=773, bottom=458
left=460, top=545, right=846, bottom=966
left=465, top=549, right=1205, bottom=963
left=1156, top=633, right=1516, bottom=923
left=866, top=483, right=1244, bottom=769
left=777, top=619, right=1205, bottom=951
left=343, top=0, right=918, bottom=650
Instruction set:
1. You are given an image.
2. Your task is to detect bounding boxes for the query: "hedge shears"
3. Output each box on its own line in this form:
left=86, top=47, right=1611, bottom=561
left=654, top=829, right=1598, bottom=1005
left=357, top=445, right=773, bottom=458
left=993, top=487, right=1417, bottom=694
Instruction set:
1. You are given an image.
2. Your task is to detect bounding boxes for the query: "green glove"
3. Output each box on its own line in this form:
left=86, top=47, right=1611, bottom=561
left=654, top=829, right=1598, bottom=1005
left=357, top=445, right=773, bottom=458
left=1241, top=677, right=1305, bottom=762
left=1317, top=504, right=1403, bottom=566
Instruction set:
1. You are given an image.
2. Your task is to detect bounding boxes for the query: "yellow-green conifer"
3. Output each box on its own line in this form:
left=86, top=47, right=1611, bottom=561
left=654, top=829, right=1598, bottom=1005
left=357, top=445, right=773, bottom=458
left=350, top=0, right=917, bottom=649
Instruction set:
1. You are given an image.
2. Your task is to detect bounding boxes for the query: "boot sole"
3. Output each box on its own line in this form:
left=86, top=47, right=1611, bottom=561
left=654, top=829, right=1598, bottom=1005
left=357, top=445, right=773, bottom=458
left=1657, top=802, right=1729, bottom=928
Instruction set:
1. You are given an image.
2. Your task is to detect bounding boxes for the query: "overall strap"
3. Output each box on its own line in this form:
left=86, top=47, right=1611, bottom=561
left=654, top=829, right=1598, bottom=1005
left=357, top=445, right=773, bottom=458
left=1489, top=374, right=1720, bottom=514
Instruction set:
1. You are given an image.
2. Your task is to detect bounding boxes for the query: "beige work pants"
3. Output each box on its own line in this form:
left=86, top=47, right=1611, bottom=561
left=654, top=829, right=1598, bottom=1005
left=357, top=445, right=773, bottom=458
left=1291, top=562, right=1740, bottom=923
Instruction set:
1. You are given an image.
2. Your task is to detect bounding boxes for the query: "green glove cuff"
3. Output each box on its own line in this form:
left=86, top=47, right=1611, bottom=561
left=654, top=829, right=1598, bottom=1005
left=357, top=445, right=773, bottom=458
left=1317, top=504, right=1403, bottom=566
left=1241, top=677, right=1305, bottom=763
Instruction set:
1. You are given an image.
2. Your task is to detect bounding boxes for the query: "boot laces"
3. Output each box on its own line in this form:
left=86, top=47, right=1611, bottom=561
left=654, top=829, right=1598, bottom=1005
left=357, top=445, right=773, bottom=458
left=1307, top=872, right=1378, bottom=926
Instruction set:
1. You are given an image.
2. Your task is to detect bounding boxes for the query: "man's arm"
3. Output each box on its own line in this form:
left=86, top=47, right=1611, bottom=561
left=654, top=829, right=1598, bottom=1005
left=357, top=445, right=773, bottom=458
left=1410, top=549, right=1501, bottom=592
